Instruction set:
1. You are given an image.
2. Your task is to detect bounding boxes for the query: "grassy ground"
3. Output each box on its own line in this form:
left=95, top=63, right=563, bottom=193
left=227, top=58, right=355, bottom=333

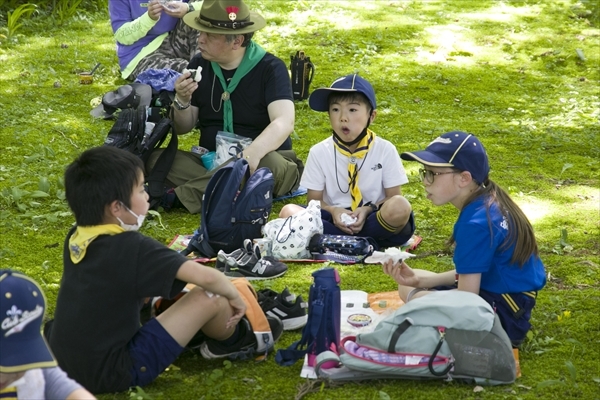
left=1, top=1, right=599, bottom=399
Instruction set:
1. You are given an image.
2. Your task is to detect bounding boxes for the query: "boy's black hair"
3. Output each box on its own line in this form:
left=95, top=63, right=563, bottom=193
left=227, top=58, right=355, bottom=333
left=64, top=147, right=145, bottom=226
left=327, top=92, right=373, bottom=114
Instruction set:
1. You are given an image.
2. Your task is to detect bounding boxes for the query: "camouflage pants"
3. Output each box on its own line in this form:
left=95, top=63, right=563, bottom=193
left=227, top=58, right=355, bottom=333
left=129, top=19, right=200, bottom=81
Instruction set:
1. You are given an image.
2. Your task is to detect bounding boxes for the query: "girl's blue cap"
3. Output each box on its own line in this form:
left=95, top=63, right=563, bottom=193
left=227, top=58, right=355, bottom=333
left=401, top=131, right=490, bottom=184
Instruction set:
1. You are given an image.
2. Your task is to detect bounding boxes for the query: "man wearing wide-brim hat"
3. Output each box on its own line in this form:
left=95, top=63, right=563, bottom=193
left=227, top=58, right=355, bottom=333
left=147, top=0, right=302, bottom=214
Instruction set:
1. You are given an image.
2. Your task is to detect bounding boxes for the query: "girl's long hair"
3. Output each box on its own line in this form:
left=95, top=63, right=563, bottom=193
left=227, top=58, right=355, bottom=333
left=450, top=178, right=539, bottom=266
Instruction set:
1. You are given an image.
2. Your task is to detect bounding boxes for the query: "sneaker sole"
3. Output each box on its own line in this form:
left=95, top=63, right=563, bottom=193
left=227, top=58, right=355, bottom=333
left=199, top=342, right=274, bottom=360
left=224, top=269, right=287, bottom=281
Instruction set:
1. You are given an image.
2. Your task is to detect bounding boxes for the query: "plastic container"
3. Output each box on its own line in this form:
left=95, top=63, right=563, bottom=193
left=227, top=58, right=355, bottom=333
left=200, top=151, right=216, bottom=171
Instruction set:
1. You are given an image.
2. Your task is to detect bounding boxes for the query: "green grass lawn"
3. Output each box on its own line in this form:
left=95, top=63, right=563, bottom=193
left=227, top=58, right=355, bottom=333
left=1, top=1, right=599, bottom=399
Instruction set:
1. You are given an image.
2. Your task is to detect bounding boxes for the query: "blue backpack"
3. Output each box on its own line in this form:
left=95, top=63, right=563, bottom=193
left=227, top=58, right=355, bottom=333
left=181, top=157, right=274, bottom=258
left=275, top=268, right=341, bottom=367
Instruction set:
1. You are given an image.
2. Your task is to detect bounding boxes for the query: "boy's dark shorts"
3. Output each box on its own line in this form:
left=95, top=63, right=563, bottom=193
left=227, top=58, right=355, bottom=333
left=128, top=318, right=184, bottom=387
left=427, top=286, right=537, bottom=347
left=321, top=209, right=415, bottom=248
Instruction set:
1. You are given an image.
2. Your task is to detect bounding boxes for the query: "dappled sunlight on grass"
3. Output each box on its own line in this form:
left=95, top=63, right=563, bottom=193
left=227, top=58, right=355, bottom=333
left=461, top=3, right=543, bottom=23
left=547, top=185, right=600, bottom=211
left=514, top=196, right=557, bottom=224
left=2, top=1, right=600, bottom=398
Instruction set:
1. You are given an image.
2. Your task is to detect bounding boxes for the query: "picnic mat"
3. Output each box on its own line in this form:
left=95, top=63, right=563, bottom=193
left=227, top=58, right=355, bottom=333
left=273, top=185, right=307, bottom=202
left=300, top=289, right=405, bottom=379
left=167, top=234, right=422, bottom=265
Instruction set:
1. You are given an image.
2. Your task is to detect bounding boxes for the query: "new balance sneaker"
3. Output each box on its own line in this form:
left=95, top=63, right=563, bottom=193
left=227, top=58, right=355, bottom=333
left=226, top=240, right=258, bottom=268
left=199, top=315, right=283, bottom=360
left=225, top=253, right=288, bottom=281
left=258, top=288, right=308, bottom=331
left=215, top=239, right=253, bottom=272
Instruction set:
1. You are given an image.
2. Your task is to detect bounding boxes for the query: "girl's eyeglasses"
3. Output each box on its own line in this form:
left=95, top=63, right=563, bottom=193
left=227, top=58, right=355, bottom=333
left=419, top=169, right=458, bottom=184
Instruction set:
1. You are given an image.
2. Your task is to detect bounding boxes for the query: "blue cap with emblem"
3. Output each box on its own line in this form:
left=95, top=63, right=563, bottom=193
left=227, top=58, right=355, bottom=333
left=401, top=131, right=490, bottom=184
left=0, top=270, right=57, bottom=373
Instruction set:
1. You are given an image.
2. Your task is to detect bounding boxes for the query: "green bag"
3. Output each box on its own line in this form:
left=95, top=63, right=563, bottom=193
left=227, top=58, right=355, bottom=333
left=315, top=291, right=516, bottom=385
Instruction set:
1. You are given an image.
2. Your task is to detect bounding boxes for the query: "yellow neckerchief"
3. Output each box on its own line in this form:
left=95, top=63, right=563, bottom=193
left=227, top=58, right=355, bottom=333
left=332, top=129, right=375, bottom=210
left=69, top=224, right=124, bottom=264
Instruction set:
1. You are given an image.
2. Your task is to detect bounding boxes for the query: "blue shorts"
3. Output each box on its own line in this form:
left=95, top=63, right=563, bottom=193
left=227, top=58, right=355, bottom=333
left=128, top=318, right=184, bottom=387
left=431, top=286, right=537, bottom=347
left=479, top=289, right=537, bottom=347
left=321, top=209, right=415, bottom=248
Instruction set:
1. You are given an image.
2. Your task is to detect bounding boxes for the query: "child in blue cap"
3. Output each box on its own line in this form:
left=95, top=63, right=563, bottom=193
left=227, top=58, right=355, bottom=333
left=386, top=131, right=546, bottom=347
left=280, top=74, right=415, bottom=248
left=0, top=270, right=95, bottom=399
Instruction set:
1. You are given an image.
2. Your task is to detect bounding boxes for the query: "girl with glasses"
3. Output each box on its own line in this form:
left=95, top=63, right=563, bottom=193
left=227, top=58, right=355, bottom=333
left=387, top=131, right=546, bottom=348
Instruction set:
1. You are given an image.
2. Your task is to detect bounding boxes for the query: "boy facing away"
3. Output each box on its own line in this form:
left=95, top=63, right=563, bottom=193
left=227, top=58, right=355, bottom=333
left=280, top=74, right=415, bottom=248
left=47, top=146, right=281, bottom=394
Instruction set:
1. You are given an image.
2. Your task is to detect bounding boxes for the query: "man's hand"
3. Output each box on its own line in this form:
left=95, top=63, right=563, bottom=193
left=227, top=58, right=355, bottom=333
left=382, top=260, right=420, bottom=287
left=148, top=0, right=163, bottom=21
left=174, top=71, right=198, bottom=104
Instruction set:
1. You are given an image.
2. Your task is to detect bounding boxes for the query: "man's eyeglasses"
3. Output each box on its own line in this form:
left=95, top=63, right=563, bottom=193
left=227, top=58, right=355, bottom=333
left=419, top=168, right=458, bottom=184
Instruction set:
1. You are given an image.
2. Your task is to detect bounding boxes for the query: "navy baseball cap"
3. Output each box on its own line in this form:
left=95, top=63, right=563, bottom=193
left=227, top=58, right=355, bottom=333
left=308, top=74, right=376, bottom=112
left=0, top=270, right=57, bottom=373
left=401, top=131, right=490, bottom=184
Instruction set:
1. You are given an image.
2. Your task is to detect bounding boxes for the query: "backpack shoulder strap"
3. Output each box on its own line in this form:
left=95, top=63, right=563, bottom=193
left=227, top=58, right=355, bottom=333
left=231, top=278, right=274, bottom=360
left=147, top=119, right=177, bottom=209
left=180, top=162, right=235, bottom=257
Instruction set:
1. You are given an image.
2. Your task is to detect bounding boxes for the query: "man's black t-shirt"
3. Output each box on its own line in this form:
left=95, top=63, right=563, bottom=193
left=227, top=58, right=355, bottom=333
left=188, top=50, right=293, bottom=151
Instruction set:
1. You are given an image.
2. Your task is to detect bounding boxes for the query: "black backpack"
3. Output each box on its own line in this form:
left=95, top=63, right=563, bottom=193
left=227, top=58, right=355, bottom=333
left=103, top=106, right=177, bottom=209
left=181, top=157, right=274, bottom=258
left=290, top=50, right=315, bottom=101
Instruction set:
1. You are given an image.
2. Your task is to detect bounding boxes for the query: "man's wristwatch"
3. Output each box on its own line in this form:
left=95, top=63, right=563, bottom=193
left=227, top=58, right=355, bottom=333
left=187, top=3, right=195, bottom=13
left=173, top=96, right=191, bottom=110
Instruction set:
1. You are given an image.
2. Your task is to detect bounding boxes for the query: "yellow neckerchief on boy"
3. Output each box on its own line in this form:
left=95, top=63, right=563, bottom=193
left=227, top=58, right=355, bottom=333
left=69, top=225, right=124, bottom=264
left=332, top=129, right=375, bottom=210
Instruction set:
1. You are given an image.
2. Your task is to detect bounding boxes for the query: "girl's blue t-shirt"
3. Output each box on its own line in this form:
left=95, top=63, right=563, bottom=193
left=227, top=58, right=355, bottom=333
left=453, top=196, right=546, bottom=294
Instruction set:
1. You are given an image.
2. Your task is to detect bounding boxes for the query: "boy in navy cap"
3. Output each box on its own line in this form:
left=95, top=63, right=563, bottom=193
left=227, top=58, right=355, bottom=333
left=0, top=270, right=95, bottom=399
left=384, top=131, right=546, bottom=348
left=280, top=74, right=415, bottom=248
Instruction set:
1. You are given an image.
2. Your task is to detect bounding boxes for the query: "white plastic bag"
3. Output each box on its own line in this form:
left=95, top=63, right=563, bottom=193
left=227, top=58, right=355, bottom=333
left=263, top=200, right=323, bottom=259
left=215, top=131, right=253, bottom=167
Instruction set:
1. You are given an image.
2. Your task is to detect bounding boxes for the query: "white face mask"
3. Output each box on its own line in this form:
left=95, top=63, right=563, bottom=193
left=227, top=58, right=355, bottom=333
left=117, top=203, right=146, bottom=231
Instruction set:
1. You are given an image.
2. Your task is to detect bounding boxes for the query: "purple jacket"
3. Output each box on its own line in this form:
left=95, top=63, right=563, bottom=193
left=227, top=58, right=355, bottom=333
left=109, top=0, right=188, bottom=70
